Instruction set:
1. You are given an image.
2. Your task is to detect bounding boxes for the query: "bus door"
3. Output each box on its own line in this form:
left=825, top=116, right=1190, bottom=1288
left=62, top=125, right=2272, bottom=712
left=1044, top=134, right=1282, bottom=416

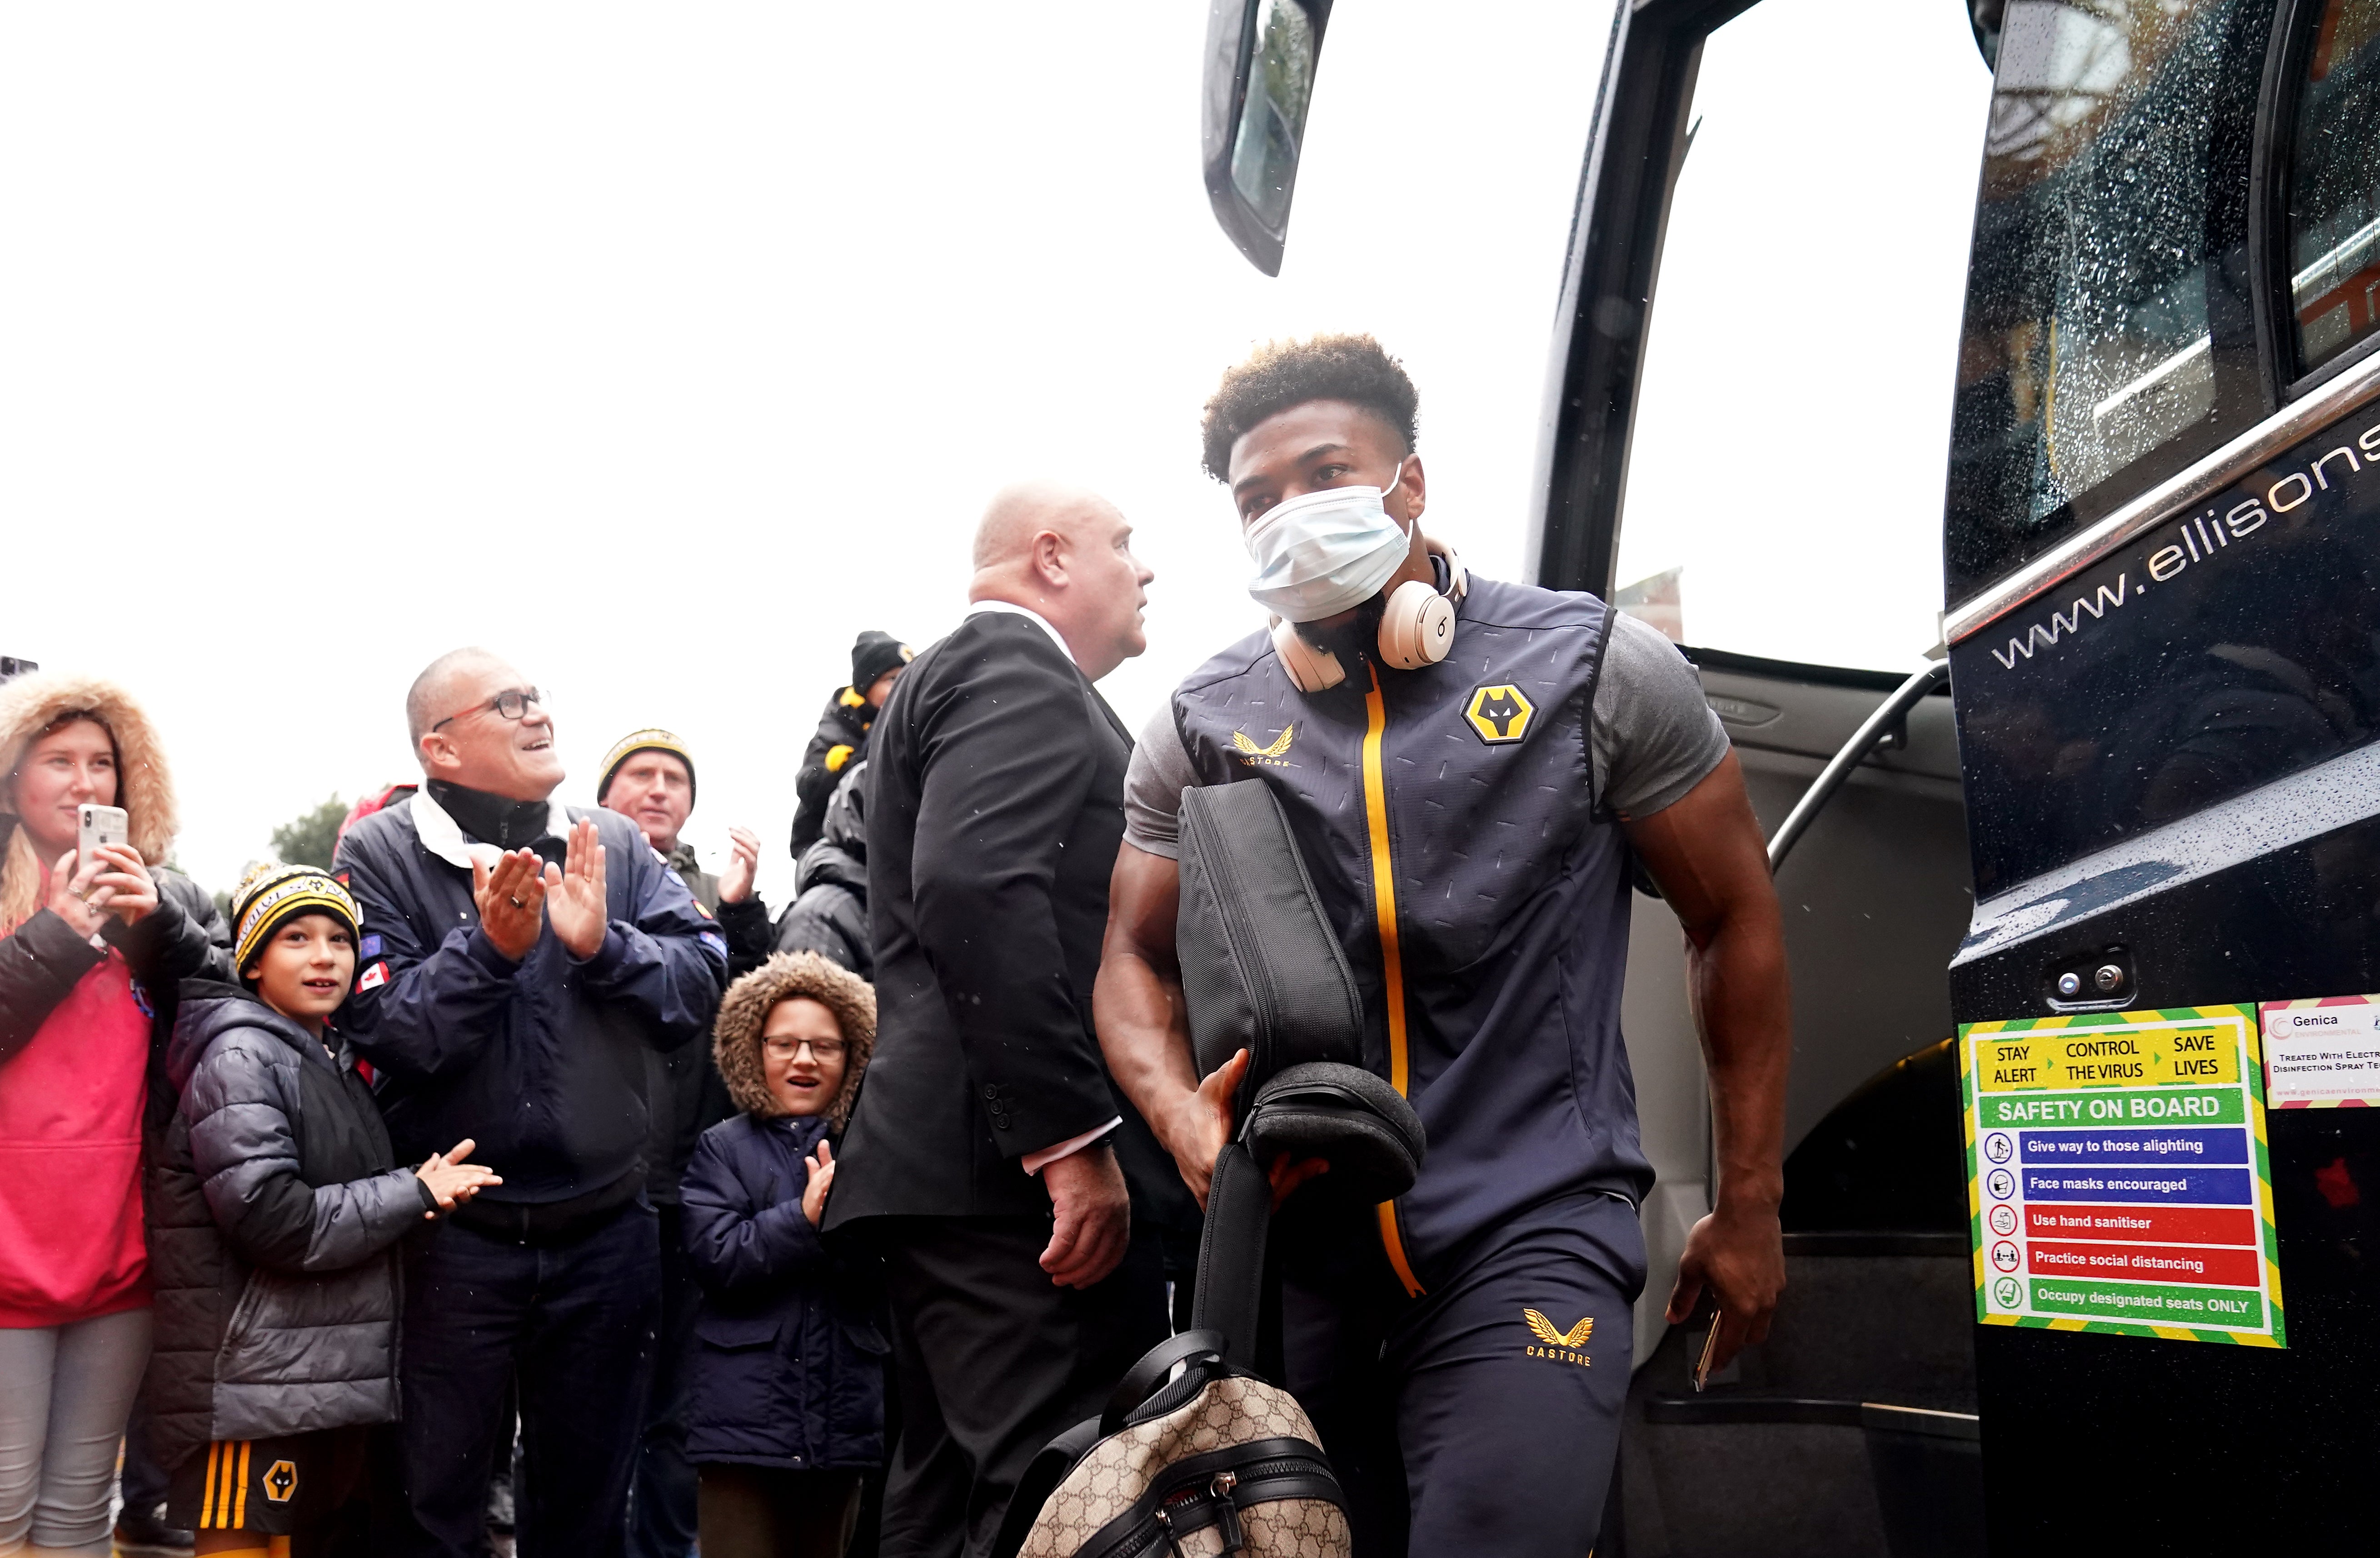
left=1206, top=1, right=1999, bottom=1552
left=1941, top=0, right=2380, bottom=1545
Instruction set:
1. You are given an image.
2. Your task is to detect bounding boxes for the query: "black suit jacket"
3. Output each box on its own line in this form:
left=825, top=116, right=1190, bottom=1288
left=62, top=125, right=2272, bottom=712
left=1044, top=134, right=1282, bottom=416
left=827, top=610, right=1188, bottom=1226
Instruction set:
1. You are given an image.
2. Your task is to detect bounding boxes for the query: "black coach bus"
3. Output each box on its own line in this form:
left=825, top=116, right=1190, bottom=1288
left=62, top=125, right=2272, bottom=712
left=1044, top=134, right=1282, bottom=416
left=1203, top=0, right=2380, bottom=1551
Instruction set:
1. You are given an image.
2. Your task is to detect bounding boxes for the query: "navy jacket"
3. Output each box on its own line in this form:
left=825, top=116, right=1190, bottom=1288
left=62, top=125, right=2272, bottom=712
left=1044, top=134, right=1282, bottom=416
left=680, top=1113, right=884, bottom=1471
left=334, top=792, right=727, bottom=1205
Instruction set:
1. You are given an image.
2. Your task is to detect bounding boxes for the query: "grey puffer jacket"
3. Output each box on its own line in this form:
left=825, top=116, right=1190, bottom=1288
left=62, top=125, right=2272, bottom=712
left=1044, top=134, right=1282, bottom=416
left=145, top=981, right=434, bottom=1475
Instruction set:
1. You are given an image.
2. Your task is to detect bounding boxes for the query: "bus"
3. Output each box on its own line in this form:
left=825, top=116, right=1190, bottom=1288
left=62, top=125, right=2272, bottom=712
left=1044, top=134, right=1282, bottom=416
left=1202, top=0, right=2380, bottom=1551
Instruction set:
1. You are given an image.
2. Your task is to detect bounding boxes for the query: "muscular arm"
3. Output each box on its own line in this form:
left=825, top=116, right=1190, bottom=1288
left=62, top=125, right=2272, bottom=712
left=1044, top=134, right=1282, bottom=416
left=1094, top=846, right=1202, bottom=1179
left=1094, top=844, right=1277, bottom=1209
left=1622, top=748, right=1791, bottom=1368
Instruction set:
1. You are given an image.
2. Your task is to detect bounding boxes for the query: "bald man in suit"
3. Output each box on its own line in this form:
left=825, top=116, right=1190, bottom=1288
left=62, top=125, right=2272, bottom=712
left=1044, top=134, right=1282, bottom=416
left=825, top=485, right=1186, bottom=1558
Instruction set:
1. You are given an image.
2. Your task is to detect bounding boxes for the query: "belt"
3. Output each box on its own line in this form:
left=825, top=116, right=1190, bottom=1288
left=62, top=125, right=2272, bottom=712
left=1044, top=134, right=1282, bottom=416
left=448, top=1165, right=645, bottom=1245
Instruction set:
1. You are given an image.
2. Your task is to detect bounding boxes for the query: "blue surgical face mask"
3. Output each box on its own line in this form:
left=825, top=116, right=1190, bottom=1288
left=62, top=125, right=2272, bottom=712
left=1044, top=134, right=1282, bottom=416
left=1242, top=458, right=1412, bottom=623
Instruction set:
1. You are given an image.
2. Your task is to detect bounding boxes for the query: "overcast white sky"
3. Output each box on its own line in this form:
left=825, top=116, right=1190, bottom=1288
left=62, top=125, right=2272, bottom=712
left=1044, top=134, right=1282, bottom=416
left=0, top=0, right=1991, bottom=896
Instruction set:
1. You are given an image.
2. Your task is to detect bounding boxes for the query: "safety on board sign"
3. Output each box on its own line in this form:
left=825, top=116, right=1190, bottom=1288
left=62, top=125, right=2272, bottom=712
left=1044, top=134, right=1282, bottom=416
left=1960, top=1005, right=2284, bottom=1348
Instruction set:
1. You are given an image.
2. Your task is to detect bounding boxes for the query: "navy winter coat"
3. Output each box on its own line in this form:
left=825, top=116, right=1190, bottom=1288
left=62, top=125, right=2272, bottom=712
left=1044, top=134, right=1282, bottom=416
left=680, top=1112, right=884, bottom=1471
left=334, top=792, right=727, bottom=1205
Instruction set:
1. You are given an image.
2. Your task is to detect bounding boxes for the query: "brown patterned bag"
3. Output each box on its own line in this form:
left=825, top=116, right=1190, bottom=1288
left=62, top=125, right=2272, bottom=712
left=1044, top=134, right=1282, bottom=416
left=992, top=1330, right=1351, bottom=1558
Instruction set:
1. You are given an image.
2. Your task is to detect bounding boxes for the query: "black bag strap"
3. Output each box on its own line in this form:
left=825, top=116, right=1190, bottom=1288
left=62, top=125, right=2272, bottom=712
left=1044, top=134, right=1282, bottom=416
left=1188, top=1142, right=1270, bottom=1361
left=1101, top=1328, right=1227, bottom=1435
left=988, top=1413, right=1106, bottom=1558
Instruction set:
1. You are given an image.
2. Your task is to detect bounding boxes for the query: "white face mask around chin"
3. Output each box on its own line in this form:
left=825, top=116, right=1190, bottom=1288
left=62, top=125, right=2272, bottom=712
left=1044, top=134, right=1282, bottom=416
left=1242, top=459, right=1412, bottom=623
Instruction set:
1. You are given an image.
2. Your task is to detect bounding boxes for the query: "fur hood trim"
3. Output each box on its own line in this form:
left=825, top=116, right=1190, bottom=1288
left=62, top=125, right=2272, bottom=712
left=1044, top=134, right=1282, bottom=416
left=0, top=672, right=180, bottom=934
left=713, top=952, right=875, bottom=1130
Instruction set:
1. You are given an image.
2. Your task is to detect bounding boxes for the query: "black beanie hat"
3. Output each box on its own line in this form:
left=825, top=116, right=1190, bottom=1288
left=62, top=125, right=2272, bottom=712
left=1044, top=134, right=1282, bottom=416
left=851, top=631, right=914, bottom=692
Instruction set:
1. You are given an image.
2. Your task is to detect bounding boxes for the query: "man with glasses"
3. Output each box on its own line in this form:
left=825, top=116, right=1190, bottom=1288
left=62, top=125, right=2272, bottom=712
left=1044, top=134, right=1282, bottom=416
left=335, top=647, right=729, bottom=1558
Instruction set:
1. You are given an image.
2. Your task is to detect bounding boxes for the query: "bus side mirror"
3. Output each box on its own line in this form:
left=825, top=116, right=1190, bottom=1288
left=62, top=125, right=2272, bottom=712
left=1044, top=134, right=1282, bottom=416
left=1202, top=0, right=1332, bottom=276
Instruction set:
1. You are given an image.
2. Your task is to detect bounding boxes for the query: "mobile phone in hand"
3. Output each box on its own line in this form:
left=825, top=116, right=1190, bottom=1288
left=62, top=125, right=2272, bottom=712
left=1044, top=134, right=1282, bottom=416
left=78, top=804, right=128, bottom=863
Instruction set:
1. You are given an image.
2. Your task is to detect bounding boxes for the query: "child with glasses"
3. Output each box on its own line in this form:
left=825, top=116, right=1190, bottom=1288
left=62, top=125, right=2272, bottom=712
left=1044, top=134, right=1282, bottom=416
left=682, top=952, right=883, bottom=1558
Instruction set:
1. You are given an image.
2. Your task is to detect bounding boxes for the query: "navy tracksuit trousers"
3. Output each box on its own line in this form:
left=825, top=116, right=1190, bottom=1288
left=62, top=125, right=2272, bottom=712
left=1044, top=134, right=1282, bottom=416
left=1282, top=1192, right=1643, bottom=1558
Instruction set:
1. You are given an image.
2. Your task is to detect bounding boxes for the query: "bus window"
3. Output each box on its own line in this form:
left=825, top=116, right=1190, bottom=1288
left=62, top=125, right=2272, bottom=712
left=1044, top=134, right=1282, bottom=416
left=1230, top=0, right=1318, bottom=237
left=2284, top=0, right=2380, bottom=378
left=1943, top=0, right=2266, bottom=606
left=1610, top=0, right=1991, bottom=671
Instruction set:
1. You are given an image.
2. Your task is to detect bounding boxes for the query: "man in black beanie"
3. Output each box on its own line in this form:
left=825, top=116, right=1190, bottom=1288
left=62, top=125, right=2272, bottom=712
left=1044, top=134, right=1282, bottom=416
left=788, top=629, right=913, bottom=859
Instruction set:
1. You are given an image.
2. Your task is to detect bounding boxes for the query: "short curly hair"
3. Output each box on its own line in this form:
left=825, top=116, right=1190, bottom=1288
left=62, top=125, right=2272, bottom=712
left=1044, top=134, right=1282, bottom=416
left=1199, top=334, right=1420, bottom=482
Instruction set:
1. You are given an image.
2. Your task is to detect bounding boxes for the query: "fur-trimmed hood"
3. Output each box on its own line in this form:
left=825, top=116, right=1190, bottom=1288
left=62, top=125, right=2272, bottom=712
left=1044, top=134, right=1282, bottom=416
left=0, top=671, right=180, bottom=933
left=713, top=951, right=874, bottom=1130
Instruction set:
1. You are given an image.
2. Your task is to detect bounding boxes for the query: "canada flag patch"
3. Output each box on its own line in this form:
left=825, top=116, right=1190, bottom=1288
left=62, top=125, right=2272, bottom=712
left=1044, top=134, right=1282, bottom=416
left=358, top=961, right=389, bottom=993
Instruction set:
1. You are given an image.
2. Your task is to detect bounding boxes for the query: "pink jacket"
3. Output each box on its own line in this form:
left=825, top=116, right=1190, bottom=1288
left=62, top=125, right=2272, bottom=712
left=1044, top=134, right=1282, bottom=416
left=0, top=942, right=152, bottom=1327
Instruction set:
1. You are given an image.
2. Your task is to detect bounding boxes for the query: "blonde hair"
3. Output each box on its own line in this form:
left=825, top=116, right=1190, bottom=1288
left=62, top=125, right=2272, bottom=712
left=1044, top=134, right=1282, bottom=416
left=0, top=676, right=179, bottom=941
left=0, top=712, right=114, bottom=937
left=0, top=823, right=41, bottom=939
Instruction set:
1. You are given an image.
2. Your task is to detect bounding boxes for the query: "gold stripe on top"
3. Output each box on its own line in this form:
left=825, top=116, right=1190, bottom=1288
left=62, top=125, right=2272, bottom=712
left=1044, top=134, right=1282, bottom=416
left=1361, top=667, right=1425, bottom=1299
left=200, top=1441, right=221, bottom=1528
left=233, top=1440, right=253, bottom=1528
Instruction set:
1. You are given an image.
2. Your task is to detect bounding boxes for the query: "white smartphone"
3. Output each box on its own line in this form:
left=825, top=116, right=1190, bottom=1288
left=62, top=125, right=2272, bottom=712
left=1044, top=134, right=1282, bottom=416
left=78, top=803, right=128, bottom=862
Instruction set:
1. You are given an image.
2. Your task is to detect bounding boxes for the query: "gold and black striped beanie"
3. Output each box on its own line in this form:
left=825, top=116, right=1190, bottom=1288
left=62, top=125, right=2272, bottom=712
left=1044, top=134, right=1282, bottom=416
left=597, top=727, right=696, bottom=804
left=231, top=861, right=362, bottom=971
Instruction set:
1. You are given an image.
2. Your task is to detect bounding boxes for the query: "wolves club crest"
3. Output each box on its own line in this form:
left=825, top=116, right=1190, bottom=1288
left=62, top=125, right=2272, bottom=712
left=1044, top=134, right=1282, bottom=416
left=1463, top=684, right=1535, bottom=745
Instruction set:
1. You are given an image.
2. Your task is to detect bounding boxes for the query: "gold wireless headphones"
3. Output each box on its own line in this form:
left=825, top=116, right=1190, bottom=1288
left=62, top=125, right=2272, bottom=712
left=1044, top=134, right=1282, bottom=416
left=1270, top=542, right=1468, bottom=693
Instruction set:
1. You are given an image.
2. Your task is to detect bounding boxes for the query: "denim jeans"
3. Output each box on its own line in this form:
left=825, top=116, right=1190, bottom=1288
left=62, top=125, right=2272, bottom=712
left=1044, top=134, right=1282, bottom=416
left=383, top=1204, right=661, bottom=1558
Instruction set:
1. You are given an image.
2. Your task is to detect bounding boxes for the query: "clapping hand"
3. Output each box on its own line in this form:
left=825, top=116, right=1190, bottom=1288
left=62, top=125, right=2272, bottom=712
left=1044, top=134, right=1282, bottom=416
left=545, top=819, right=608, bottom=960
left=800, top=1140, right=836, bottom=1227
left=719, top=826, right=762, bottom=906
left=471, top=849, right=548, bottom=961
left=416, top=1138, right=503, bottom=1218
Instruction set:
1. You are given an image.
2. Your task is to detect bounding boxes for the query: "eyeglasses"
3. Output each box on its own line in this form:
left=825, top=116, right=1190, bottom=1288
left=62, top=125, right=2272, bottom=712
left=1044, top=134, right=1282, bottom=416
left=763, top=1037, right=847, bottom=1062
left=431, top=687, right=546, bottom=733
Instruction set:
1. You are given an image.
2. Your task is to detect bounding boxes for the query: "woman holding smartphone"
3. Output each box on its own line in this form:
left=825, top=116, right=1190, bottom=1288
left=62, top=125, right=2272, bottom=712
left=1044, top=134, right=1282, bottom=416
left=0, top=672, right=226, bottom=1558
